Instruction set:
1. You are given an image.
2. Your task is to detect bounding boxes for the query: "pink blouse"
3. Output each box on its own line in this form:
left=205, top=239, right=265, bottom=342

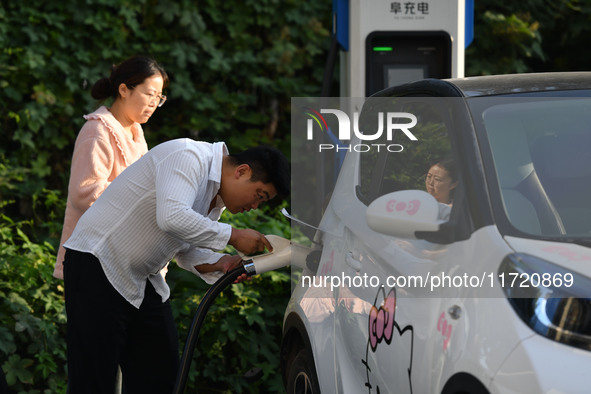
left=54, top=106, right=148, bottom=279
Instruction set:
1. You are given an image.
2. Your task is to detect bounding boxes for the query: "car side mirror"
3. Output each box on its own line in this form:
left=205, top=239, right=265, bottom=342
left=366, top=190, right=442, bottom=238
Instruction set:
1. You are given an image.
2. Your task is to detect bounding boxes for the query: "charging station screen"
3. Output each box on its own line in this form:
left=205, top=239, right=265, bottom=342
left=366, top=32, right=451, bottom=96
left=385, top=65, right=427, bottom=89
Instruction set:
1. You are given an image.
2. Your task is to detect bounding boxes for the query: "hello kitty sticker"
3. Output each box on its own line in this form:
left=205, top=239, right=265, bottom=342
left=362, top=287, right=414, bottom=393
left=386, top=199, right=421, bottom=216
left=368, top=288, right=396, bottom=351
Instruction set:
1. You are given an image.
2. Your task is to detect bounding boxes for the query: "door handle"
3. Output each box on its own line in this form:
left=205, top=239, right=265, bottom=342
left=345, top=251, right=362, bottom=271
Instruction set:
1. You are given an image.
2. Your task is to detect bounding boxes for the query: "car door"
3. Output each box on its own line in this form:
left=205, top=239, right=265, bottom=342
left=332, top=98, right=462, bottom=393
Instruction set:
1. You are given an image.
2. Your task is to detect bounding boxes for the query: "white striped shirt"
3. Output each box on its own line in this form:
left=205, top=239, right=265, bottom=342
left=64, top=139, right=233, bottom=308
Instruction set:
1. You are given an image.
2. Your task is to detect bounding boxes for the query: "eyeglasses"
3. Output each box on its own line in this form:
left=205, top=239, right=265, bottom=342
left=148, top=92, right=167, bottom=107
left=139, top=90, right=167, bottom=107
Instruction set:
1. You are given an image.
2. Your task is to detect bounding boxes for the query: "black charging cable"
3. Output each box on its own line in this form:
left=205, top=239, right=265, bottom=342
left=173, top=265, right=248, bottom=394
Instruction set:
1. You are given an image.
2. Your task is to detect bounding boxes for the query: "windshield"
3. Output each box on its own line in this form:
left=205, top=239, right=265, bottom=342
left=471, top=94, right=591, bottom=239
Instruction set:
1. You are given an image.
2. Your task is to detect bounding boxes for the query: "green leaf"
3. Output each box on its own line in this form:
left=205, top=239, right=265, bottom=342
left=3, top=354, right=34, bottom=385
left=0, top=327, right=16, bottom=355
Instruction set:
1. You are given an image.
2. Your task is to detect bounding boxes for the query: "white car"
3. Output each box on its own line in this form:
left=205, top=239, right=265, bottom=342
left=281, top=73, right=591, bottom=394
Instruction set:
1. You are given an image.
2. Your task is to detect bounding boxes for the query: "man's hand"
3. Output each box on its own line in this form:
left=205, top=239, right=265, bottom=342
left=228, top=228, right=273, bottom=256
left=219, top=254, right=249, bottom=283
left=194, top=254, right=249, bottom=283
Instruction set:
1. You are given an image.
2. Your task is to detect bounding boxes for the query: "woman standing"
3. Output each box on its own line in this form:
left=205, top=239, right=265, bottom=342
left=54, top=56, right=168, bottom=279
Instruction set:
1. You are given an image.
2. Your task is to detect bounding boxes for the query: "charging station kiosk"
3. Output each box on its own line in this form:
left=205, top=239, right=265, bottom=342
left=333, top=0, right=473, bottom=97
left=298, top=0, right=474, bottom=228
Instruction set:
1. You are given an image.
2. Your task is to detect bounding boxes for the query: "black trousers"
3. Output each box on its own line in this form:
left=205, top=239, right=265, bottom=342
left=64, top=249, right=179, bottom=394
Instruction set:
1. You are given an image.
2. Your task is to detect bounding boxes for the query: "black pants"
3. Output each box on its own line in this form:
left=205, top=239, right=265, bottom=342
left=64, top=249, right=179, bottom=394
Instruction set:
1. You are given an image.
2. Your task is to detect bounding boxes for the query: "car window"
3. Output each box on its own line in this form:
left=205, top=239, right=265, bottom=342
left=478, top=97, right=591, bottom=237
left=357, top=99, right=455, bottom=209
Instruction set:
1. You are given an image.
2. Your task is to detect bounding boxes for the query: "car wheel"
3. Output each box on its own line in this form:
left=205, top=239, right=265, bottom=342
left=441, top=373, right=490, bottom=394
left=286, top=349, right=321, bottom=394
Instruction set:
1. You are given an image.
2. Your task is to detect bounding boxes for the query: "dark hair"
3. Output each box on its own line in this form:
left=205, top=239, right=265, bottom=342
left=229, top=146, right=291, bottom=199
left=430, top=158, right=458, bottom=183
left=91, top=56, right=169, bottom=101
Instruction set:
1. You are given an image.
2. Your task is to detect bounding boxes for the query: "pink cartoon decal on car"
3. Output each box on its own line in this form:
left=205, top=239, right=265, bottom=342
left=321, top=250, right=335, bottom=275
left=362, top=287, right=414, bottom=394
left=386, top=199, right=420, bottom=216
left=437, top=312, right=452, bottom=351
left=369, top=288, right=396, bottom=350
left=541, top=245, right=591, bottom=262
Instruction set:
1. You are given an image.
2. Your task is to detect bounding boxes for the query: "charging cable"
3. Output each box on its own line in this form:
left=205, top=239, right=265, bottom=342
left=173, top=265, right=248, bottom=394
left=173, top=235, right=292, bottom=393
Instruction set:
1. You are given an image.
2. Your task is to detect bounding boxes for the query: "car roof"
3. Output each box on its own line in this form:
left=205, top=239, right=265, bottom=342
left=447, top=72, right=591, bottom=97
left=372, top=72, right=591, bottom=98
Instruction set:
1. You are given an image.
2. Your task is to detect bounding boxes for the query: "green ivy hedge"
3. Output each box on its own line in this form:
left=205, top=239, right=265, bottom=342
left=0, top=209, right=67, bottom=393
